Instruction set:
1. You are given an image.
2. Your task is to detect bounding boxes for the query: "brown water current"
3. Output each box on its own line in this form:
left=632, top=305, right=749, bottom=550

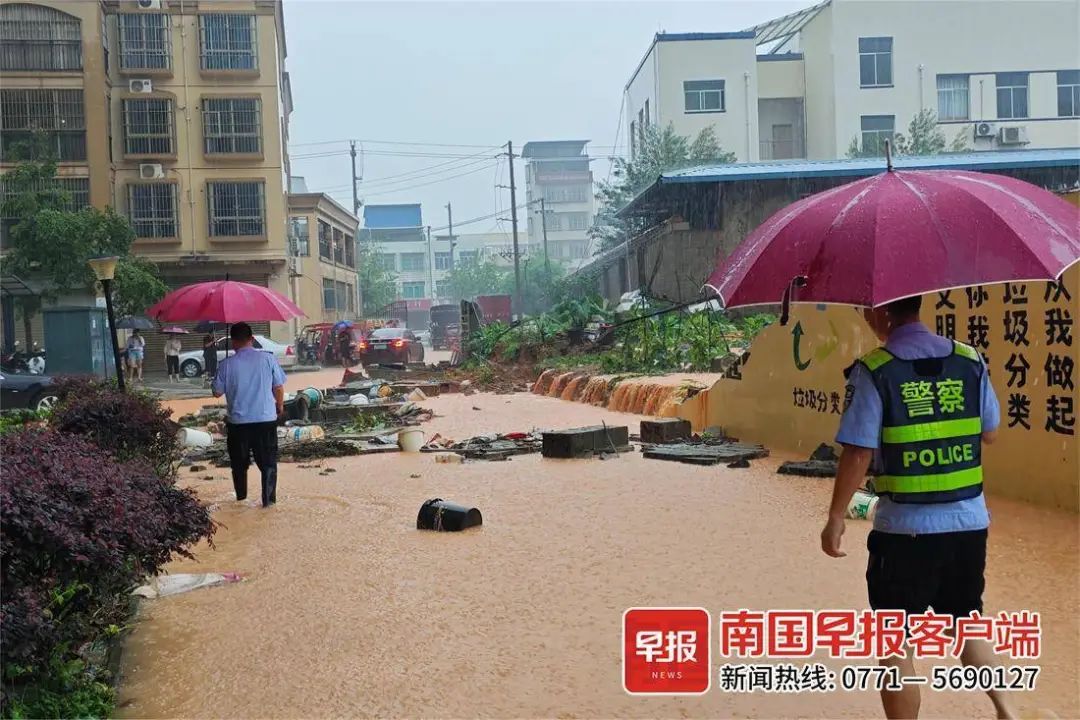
left=117, top=381, right=1079, bottom=719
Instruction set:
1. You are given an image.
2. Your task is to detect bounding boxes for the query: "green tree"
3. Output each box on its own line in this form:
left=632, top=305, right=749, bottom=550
left=356, top=242, right=397, bottom=315
left=442, top=258, right=507, bottom=302
left=846, top=109, right=963, bottom=158
left=590, top=124, right=736, bottom=253
left=0, top=139, right=165, bottom=344
left=505, top=259, right=567, bottom=315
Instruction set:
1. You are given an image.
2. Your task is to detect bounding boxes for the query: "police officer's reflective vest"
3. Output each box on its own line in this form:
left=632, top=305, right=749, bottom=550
left=858, top=341, right=984, bottom=504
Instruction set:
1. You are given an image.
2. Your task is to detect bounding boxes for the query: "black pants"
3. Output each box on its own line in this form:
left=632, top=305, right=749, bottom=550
left=866, top=529, right=987, bottom=618
left=226, top=422, right=279, bottom=506
left=166, top=355, right=180, bottom=375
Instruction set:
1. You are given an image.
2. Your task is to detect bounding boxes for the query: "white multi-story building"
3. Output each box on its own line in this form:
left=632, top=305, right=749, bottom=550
left=521, top=141, right=595, bottom=270
left=624, top=0, right=1079, bottom=163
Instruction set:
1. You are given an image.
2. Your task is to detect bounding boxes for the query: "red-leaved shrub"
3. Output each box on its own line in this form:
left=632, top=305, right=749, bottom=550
left=0, top=428, right=215, bottom=670
left=48, top=375, right=182, bottom=478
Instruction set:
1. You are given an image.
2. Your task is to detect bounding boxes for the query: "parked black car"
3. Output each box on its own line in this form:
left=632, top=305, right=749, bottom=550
left=0, top=370, right=58, bottom=412
left=358, top=327, right=425, bottom=365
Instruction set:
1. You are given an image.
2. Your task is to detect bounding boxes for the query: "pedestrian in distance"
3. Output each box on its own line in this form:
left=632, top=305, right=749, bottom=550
left=820, top=295, right=1017, bottom=720
left=202, top=332, right=218, bottom=384
left=338, top=329, right=354, bottom=368
left=164, top=334, right=183, bottom=382
left=126, top=329, right=145, bottom=383
left=211, top=322, right=286, bottom=508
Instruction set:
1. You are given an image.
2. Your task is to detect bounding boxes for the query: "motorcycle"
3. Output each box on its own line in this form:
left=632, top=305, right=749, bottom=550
left=2, top=342, right=47, bottom=374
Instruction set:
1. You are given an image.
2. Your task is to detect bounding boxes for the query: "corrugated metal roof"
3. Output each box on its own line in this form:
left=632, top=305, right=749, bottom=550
left=659, top=148, right=1080, bottom=184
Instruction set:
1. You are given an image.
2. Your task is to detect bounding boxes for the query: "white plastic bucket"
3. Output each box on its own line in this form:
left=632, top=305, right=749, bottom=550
left=398, top=428, right=424, bottom=453
left=287, top=425, right=325, bottom=442
left=178, top=428, right=212, bottom=447
left=846, top=490, right=879, bottom=520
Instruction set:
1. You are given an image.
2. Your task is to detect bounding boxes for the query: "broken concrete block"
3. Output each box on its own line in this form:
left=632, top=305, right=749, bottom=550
left=640, top=418, right=692, bottom=444
left=777, top=460, right=837, bottom=477
left=810, top=443, right=839, bottom=463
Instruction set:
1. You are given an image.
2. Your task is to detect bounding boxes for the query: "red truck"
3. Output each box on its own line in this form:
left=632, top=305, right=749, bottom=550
left=474, top=294, right=512, bottom=324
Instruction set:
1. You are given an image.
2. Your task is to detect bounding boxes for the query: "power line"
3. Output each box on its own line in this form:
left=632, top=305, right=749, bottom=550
left=306, top=154, right=494, bottom=194
left=289, top=138, right=499, bottom=149
left=429, top=203, right=528, bottom=234
left=358, top=161, right=500, bottom=199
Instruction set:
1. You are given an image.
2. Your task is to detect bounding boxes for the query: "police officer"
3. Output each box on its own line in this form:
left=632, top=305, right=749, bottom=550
left=820, top=296, right=1018, bottom=720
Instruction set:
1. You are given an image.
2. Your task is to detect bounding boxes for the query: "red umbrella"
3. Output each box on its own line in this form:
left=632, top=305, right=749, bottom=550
left=146, top=280, right=305, bottom=323
left=704, top=169, right=1080, bottom=310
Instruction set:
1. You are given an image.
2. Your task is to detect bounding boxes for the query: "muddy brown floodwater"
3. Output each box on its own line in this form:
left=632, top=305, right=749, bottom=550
left=117, top=384, right=1079, bottom=719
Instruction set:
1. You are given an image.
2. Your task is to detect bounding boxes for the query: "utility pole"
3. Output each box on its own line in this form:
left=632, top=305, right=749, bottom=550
left=445, top=202, right=455, bottom=270
left=349, top=141, right=360, bottom=216
left=507, top=141, right=522, bottom=317
left=426, top=225, right=435, bottom=301
left=539, top=197, right=550, bottom=275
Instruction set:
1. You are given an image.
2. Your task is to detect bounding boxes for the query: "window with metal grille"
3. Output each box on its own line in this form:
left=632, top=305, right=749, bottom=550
left=343, top=233, right=355, bottom=268
left=401, top=281, right=425, bottom=299
left=289, top=215, right=310, bottom=255
left=202, top=97, right=261, bottom=154
left=127, top=183, right=177, bottom=238
left=400, top=252, right=426, bottom=271
left=122, top=98, right=173, bottom=155
left=335, top=280, right=348, bottom=313
left=207, top=181, right=264, bottom=237
left=0, top=175, right=88, bottom=238
left=434, top=251, right=452, bottom=270
left=0, top=89, right=86, bottom=161
left=858, top=37, right=892, bottom=87
left=347, top=283, right=355, bottom=313
left=199, top=14, right=257, bottom=71
left=0, top=4, right=82, bottom=71
left=318, top=220, right=331, bottom=260
left=333, top=227, right=344, bottom=264
left=117, top=13, right=170, bottom=70
left=458, top=250, right=478, bottom=265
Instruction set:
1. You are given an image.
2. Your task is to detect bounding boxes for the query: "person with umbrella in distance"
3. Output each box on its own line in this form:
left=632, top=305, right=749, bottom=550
left=211, top=322, right=286, bottom=508
left=126, top=328, right=146, bottom=383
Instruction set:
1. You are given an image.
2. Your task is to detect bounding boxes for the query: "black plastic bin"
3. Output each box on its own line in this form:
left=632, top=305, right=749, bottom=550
left=416, top=498, right=482, bottom=532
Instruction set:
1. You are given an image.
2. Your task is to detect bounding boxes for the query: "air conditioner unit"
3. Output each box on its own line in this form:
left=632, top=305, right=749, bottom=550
left=136, top=0, right=162, bottom=9
left=974, top=121, right=996, bottom=139
left=128, top=79, right=153, bottom=94
left=999, top=126, right=1029, bottom=145
left=139, top=163, right=165, bottom=180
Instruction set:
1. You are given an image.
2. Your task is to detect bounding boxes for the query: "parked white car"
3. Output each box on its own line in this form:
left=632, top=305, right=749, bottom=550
left=178, top=335, right=296, bottom=378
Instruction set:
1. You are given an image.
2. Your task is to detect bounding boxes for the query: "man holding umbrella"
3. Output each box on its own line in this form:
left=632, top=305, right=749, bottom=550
left=822, top=296, right=1017, bottom=720
left=704, top=156, right=1077, bottom=720
left=212, top=322, right=286, bottom=508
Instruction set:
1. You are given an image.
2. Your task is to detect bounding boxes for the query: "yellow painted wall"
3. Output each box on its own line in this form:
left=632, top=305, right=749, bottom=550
left=680, top=264, right=1080, bottom=511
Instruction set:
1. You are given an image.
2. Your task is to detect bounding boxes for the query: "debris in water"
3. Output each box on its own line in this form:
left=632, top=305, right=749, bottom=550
left=727, top=458, right=751, bottom=469
left=541, top=425, right=631, bottom=458
left=642, top=441, right=768, bottom=466
left=132, top=572, right=243, bottom=599
left=640, top=418, right=692, bottom=444
left=416, top=498, right=482, bottom=532
left=280, top=440, right=362, bottom=461
left=777, top=460, right=838, bottom=477
left=188, top=464, right=206, bottom=472
left=409, top=473, right=421, bottom=478
left=810, top=443, right=839, bottom=463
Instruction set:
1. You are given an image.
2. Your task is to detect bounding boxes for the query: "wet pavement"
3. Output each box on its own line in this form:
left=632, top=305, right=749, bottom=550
left=117, top=387, right=1079, bottom=719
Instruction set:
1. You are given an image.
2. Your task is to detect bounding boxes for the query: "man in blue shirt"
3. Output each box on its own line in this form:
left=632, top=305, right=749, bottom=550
left=821, top=296, right=1017, bottom=720
left=212, top=322, right=287, bottom=507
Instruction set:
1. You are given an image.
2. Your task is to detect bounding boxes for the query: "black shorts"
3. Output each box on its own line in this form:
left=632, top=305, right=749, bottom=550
left=866, top=529, right=987, bottom=618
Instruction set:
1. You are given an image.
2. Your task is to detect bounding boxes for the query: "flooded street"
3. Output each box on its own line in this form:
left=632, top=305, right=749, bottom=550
left=117, top=386, right=1080, bottom=719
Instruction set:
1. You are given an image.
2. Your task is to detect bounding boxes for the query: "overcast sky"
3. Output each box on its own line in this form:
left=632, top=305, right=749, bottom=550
left=284, top=0, right=809, bottom=234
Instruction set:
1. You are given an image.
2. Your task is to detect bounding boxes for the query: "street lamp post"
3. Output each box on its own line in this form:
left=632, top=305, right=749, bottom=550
left=88, top=256, right=125, bottom=391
